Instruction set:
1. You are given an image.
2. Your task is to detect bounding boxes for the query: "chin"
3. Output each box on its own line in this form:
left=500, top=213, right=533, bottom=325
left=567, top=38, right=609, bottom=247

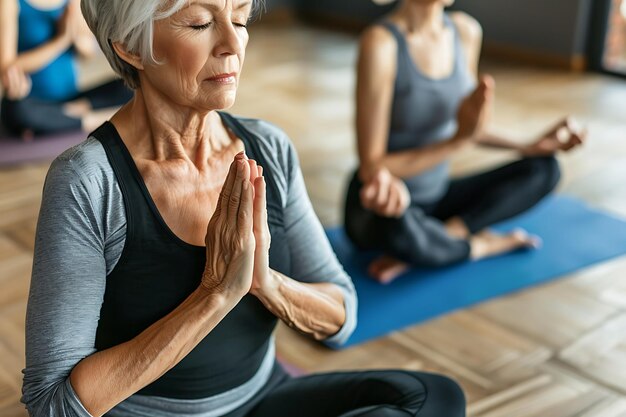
left=204, top=93, right=237, bottom=111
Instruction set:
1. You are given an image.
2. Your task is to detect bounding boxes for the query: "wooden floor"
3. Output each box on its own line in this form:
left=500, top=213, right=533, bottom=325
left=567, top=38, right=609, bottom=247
left=1, top=22, right=626, bottom=416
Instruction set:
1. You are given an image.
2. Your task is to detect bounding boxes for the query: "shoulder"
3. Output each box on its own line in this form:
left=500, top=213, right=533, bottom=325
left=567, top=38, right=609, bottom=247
left=359, top=23, right=398, bottom=63
left=47, top=136, right=113, bottom=189
left=0, top=0, right=19, bottom=30
left=45, top=136, right=120, bottom=216
left=0, top=0, right=18, bottom=15
left=236, top=116, right=292, bottom=150
left=449, top=12, right=483, bottom=45
left=360, top=23, right=397, bottom=50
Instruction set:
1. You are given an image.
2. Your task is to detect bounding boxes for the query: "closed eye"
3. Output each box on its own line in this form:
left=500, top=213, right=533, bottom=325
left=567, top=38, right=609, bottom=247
left=190, top=23, right=211, bottom=30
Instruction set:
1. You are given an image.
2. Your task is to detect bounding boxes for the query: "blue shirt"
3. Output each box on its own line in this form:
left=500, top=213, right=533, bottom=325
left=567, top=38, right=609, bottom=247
left=18, top=0, right=78, bottom=101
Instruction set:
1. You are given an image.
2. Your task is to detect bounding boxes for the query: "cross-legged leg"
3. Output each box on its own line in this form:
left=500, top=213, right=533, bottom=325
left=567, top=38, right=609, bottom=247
left=247, top=369, right=465, bottom=417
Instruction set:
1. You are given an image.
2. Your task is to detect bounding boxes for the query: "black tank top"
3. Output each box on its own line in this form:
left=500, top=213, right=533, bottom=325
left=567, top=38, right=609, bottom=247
left=92, top=113, right=290, bottom=399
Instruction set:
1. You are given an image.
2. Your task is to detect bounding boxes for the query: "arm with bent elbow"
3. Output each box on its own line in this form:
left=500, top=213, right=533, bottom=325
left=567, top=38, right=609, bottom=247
left=23, top=155, right=255, bottom=417
left=245, top=147, right=357, bottom=347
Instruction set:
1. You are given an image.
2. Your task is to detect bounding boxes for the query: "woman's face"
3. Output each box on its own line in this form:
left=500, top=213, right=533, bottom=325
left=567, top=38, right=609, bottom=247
left=142, top=0, right=251, bottom=111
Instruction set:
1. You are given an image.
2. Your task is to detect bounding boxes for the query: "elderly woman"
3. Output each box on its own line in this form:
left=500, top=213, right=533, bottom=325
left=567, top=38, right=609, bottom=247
left=22, top=1, right=466, bottom=416
left=0, top=0, right=131, bottom=137
left=345, top=0, right=587, bottom=283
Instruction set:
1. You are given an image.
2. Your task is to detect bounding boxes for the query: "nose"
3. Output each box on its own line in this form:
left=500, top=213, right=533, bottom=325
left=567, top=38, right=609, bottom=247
left=213, top=21, right=244, bottom=58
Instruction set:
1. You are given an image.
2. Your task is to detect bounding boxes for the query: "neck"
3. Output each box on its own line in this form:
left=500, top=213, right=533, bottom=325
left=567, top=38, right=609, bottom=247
left=112, top=84, right=231, bottom=166
left=397, top=1, right=445, bottom=34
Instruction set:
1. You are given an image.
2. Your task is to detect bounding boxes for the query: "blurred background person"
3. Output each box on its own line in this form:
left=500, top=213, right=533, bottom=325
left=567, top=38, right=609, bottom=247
left=0, top=0, right=132, bottom=139
left=344, top=0, right=587, bottom=283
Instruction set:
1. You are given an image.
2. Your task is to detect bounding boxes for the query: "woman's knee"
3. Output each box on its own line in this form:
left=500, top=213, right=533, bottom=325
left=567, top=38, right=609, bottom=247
left=1, top=99, right=41, bottom=134
left=413, top=373, right=466, bottom=417
left=526, top=156, right=561, bottom=194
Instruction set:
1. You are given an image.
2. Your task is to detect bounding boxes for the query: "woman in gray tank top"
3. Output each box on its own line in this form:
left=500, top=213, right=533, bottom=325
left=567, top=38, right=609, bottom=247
left=344, top=0, right=587, bottom=283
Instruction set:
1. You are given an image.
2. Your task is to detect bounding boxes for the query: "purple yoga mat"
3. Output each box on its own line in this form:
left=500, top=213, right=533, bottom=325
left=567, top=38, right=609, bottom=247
left=0, top=129, right=86, bottom=166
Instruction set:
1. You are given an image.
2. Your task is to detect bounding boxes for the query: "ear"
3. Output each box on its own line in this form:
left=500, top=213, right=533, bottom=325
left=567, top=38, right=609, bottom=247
left=112, top=42, right=145, bottom=71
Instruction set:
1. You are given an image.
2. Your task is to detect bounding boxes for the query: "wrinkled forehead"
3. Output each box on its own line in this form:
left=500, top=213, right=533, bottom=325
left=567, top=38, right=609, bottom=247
left=171, top=0, right=253, bottom=13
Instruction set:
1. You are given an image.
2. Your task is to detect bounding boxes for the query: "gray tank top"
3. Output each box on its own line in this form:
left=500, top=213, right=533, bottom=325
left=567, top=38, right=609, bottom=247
left=381, top=16, right=475, bottom=204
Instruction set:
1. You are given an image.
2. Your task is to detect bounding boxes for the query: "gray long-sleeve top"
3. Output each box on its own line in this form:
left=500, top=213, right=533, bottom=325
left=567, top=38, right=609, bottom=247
left=22, top=117, right=357, bottom=417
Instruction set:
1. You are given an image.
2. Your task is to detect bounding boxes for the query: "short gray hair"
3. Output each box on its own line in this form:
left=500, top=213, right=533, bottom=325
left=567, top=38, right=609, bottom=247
left=81, top=0, right=262, bottom=89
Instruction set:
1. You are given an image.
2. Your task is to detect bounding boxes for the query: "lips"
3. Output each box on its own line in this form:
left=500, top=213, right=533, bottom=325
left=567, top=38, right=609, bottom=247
left=206, top=73, right=237, bottom=83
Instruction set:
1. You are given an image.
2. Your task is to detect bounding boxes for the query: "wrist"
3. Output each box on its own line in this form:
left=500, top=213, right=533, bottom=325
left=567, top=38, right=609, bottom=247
left=193, top=284, right=240, bottom=314
left=250, top=269, right=282, bottom=301
left=54, top=32, right=73, bottom=50
left=450, top=133, right=473, bottom=149
left=358, top=164, right=379, bottom=184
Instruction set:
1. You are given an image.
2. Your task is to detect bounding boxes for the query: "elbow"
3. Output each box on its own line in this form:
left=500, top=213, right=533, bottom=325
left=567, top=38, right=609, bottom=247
left=22, top=377, right=92, bottom=417
left=322, top=286, right=358, bottom=348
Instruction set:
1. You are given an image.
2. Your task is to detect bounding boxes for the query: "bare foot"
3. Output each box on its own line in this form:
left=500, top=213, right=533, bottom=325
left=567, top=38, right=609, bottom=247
left=82, top=108, right=118, bottom=132
left=63, top=98, right=92, bottom=118
left=368, top=255, right=410, bottom=284
left=445, top=216, right=470, bottom=239
left=470, top=228, right=542, bottom=261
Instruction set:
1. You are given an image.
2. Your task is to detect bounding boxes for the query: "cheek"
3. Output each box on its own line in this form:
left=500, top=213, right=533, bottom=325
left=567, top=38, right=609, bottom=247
left=151, top=32, right=209, bottom=90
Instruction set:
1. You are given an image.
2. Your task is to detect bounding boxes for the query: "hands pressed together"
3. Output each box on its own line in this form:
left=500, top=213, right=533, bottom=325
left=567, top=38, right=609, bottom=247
left=56, top=0, right=86, bottom=47
left=201, top=152, right=272, bottom=300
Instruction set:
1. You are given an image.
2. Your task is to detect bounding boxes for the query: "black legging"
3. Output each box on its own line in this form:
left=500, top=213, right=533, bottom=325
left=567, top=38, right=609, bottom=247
left=344, top=156, right=561, bottom=267
left=0, top=78, right=132, bottom=135
left=224, top=365, right=465, bottom=417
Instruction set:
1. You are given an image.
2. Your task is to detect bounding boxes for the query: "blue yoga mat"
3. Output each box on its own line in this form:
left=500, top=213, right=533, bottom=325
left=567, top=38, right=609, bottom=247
left=326, top=195, right=626, bottom=348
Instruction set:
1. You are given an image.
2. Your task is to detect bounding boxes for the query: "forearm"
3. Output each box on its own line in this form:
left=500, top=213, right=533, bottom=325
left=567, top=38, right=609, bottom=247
left=476, top=132, right=524, bottom=152
left=364, top=135, right=470, bottom=181
left=69, top=286, right=237, bottom=417
left=5, top=35, right=71, bottom=74
left=252, top=270, right=346, bottom=341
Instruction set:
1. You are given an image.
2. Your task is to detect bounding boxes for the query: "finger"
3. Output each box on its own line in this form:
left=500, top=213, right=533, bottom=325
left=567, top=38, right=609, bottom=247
left=6, top=67, right=18, bottom=96
left=237, top=174, right=254, bottom=240
left=17, top=71, right=28, bottom=97
left=397, top=184, right=410, bottom=217
left=578, top=127, right=589, bottom=143
left=563, top=133, right=583, bottom=151
left=383, top=185, right=399, bottom=217
left=23, top=74, right=32, bottom=96
left=228, top=159, right=250, bottom=223
left=360, top=182, right=376, bottom=209
left=570, top=132, right=584, bottom=146
left=392, top=185, right=406, bottom=218
left=253, top=176, right=268, bottom=240
left=248, top=158, right=258, bottom=183
left=217, top=153, right=243, bottom=216
left=257, top=165, right=263, bottom=178
left=375, top=172, right=390, bottom=208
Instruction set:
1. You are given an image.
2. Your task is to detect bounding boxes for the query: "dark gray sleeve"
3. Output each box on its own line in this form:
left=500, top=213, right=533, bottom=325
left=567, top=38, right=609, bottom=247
left=282, top=141, right=357, bottom=348
left=22, top=147, right=110, bottom=417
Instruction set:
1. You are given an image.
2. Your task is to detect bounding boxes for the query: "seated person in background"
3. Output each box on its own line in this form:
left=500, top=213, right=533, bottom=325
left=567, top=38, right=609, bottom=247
left=345, top=0, right=586, bottom=283
left=0, top=0, right=132, bottom=138
left=22, top=0, right=466, bottom=416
